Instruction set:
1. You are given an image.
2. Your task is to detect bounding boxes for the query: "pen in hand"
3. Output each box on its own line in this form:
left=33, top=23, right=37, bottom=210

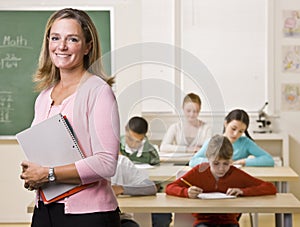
left=180, top=178, right=193, bottom=187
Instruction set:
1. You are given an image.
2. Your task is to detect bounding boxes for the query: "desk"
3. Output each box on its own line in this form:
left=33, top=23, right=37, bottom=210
left=147, top=164, right=299, bottom=192
left=28, top=193, right=300, bottom=227
left=118, top=193, right=300, bottom=227
left=159, top=152, right=194, bottom=165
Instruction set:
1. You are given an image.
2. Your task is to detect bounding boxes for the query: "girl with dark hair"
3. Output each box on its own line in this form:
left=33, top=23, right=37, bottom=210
left=189, top=109, right=274, bottom=167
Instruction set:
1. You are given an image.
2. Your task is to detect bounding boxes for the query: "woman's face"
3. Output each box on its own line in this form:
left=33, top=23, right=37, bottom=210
left=224, top=120, right=247, bottom=143
left=48, top=18, right=91, bottom=71
left=183, top=102, right=200, bottom=122
left=209, top=158, right=231, bottom=179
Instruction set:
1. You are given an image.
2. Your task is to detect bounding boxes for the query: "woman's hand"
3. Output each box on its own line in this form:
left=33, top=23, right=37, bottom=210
left=187, top=186, right=203, bottom=199
left=226, top=187, right=243, bottom=196
left=20, top=161, right=48, bottom=190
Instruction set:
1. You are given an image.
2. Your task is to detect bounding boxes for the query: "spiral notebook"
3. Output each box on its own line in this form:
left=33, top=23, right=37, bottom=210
left=16, top=113, right=91, bottom=203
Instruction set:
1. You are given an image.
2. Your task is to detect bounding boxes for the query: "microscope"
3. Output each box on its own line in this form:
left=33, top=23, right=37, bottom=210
left=253, top=102, right=272, bottom=133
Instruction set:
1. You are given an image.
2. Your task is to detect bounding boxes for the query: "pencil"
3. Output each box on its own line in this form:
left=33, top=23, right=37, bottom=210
left=180, top=177, right=193, bottom=187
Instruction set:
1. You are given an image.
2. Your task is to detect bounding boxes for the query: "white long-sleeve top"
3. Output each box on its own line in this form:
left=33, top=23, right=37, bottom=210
left=111, top=155, right=157, bottom=195
left=160, top=120, right=212, bottom=153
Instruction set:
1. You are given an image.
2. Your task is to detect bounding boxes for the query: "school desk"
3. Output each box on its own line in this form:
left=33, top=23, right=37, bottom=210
left=27, top=193, right=300, bottom=227
left=122, top=193, right=300, bottom=227
left=159, top=152, right=194, bottom=165
left=146, top=164, right=299, bottom=193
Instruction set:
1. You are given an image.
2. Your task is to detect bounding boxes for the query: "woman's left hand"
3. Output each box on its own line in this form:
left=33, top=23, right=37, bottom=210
left=20, top=161, right=48, bottom=190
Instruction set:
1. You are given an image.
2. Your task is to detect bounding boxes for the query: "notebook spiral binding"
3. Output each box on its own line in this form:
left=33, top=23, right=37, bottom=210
left=58, top=113, right=85, bottom=159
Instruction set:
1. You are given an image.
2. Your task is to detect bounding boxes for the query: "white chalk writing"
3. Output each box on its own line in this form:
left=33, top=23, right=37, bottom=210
left=0, top=91, right=13, bottom=123
left=0, top=53, right=22, bottom=69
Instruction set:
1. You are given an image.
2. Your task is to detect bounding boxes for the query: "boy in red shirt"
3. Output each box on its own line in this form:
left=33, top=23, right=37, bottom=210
left=166, top=134, right=277, bottom=227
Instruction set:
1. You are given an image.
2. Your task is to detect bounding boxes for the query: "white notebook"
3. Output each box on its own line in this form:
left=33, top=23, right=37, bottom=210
left=197, top=192, right=236, bottom=200
left=16, top=113, right=87, bottom=203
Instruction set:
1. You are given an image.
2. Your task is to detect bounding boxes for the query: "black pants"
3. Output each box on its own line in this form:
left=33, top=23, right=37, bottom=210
left=31, top=201, right=121, bottom=227
left=195, top=224, right=239, bottom=227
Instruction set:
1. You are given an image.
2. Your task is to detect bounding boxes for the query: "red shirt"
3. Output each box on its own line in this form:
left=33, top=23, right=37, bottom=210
left=165, top=163, right=277, bottom=225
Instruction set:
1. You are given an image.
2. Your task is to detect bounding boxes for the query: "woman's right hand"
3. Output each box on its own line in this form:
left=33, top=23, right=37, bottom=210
left=187, top=186, right=203, bottom=199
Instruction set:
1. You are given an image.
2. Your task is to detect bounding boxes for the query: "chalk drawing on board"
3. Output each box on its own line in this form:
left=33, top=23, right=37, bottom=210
left=0, top=91, right=13, bottom=123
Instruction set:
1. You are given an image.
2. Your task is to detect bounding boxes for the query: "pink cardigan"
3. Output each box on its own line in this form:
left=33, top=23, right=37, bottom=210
left=32, top=75, right=120, bottom=214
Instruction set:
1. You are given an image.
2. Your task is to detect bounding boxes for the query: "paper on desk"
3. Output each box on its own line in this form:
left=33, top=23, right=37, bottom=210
left=159, top=153, right=194, bottom=158
left=197, top=192, right=236, bottom=200
left=134, top=163, right=155, bottom=169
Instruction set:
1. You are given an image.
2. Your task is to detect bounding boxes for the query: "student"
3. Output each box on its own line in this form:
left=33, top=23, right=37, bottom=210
left=111, top=154, right=172, bottom=227
left=160, top=93, right=212, bottom=153
left=120, top=116, right=160, bottom=165
left=111, top=154, right=157, bottom=227
left=20, top=8, right=120, bottom=227
left=189, top=109, right=275, bottom=167
left=166, top=135, right=277, bottom=227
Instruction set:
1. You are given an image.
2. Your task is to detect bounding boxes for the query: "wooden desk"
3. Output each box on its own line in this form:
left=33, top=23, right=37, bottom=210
left=27, top=193, right=300, bottom=227
left=159, top=152, right=194, bottom=165
left=147, top=164, right=299, bottom=189
left=118, top=193, right=300, bottom=227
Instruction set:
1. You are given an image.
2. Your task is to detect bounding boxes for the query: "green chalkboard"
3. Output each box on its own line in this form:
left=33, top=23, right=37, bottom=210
left=0, top=10, right=111, bottom=136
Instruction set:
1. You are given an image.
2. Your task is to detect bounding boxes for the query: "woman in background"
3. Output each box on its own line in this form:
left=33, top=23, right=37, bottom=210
left=160, top=93, right=212, bottom=153
left=189, top=109, right=274, bottom=167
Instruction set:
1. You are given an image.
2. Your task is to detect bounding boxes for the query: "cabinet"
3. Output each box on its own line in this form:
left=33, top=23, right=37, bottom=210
left=252, top=133, right=289, bottom=166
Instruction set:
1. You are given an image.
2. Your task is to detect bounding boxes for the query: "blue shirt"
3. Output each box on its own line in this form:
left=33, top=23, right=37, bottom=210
left=189, top=136, right=274, bottom=167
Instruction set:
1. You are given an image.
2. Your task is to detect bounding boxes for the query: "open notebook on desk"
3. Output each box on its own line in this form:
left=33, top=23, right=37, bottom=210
left=159, top=152, right=194, bottom=165
left=197, top=192, right=236, bottom=200
left=16, top=113, right=92, bottom=203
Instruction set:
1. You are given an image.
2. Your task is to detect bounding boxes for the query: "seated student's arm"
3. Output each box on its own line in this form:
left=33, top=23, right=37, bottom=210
left=113, top=179, right=157, bottom=196
left=145, top=139, right=160, bottom=165
left=189, top=139, right=210, bottom=167
left=166, top=166, right=203, bottom=198
left=111, top=155, right=157, bottom=196
left=233, top=167, right=277, bottom=196
left=242, top=138, right=274, bottom=167
left=160, top=124, right=187, bottom=153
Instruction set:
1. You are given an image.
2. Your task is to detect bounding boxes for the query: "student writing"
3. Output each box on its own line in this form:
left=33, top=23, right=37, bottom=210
left=189, top=109, right=275, bottom=167
left=120, top=116, right=160, bottom=165
left=160, top=93, right=212, bottom=153
left=166, top=134, right=277, bottom=227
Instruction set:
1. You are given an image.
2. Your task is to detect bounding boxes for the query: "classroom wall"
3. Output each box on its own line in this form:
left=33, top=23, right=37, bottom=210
left=0, top=0, right=300, bottom=223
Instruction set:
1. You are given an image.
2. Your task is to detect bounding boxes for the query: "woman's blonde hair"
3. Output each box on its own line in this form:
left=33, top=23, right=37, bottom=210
left=33, top=8, right=114, bottom=91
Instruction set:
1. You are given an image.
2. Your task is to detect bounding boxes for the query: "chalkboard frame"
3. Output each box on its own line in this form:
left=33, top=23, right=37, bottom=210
left=0, top=7, right=113, bottom=139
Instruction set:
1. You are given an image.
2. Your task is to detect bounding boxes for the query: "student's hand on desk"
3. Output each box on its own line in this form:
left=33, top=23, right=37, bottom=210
left=112, top=185, right=124, bottom=196
left=232, top=159, right=246, bottom=166
left=226, top=188, right=243, bottom=196
left=188, top=186, right=203, bottom=199
left=186, top=146, right=201, bottom=153
left=20, top=161, right=48, bottom=190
